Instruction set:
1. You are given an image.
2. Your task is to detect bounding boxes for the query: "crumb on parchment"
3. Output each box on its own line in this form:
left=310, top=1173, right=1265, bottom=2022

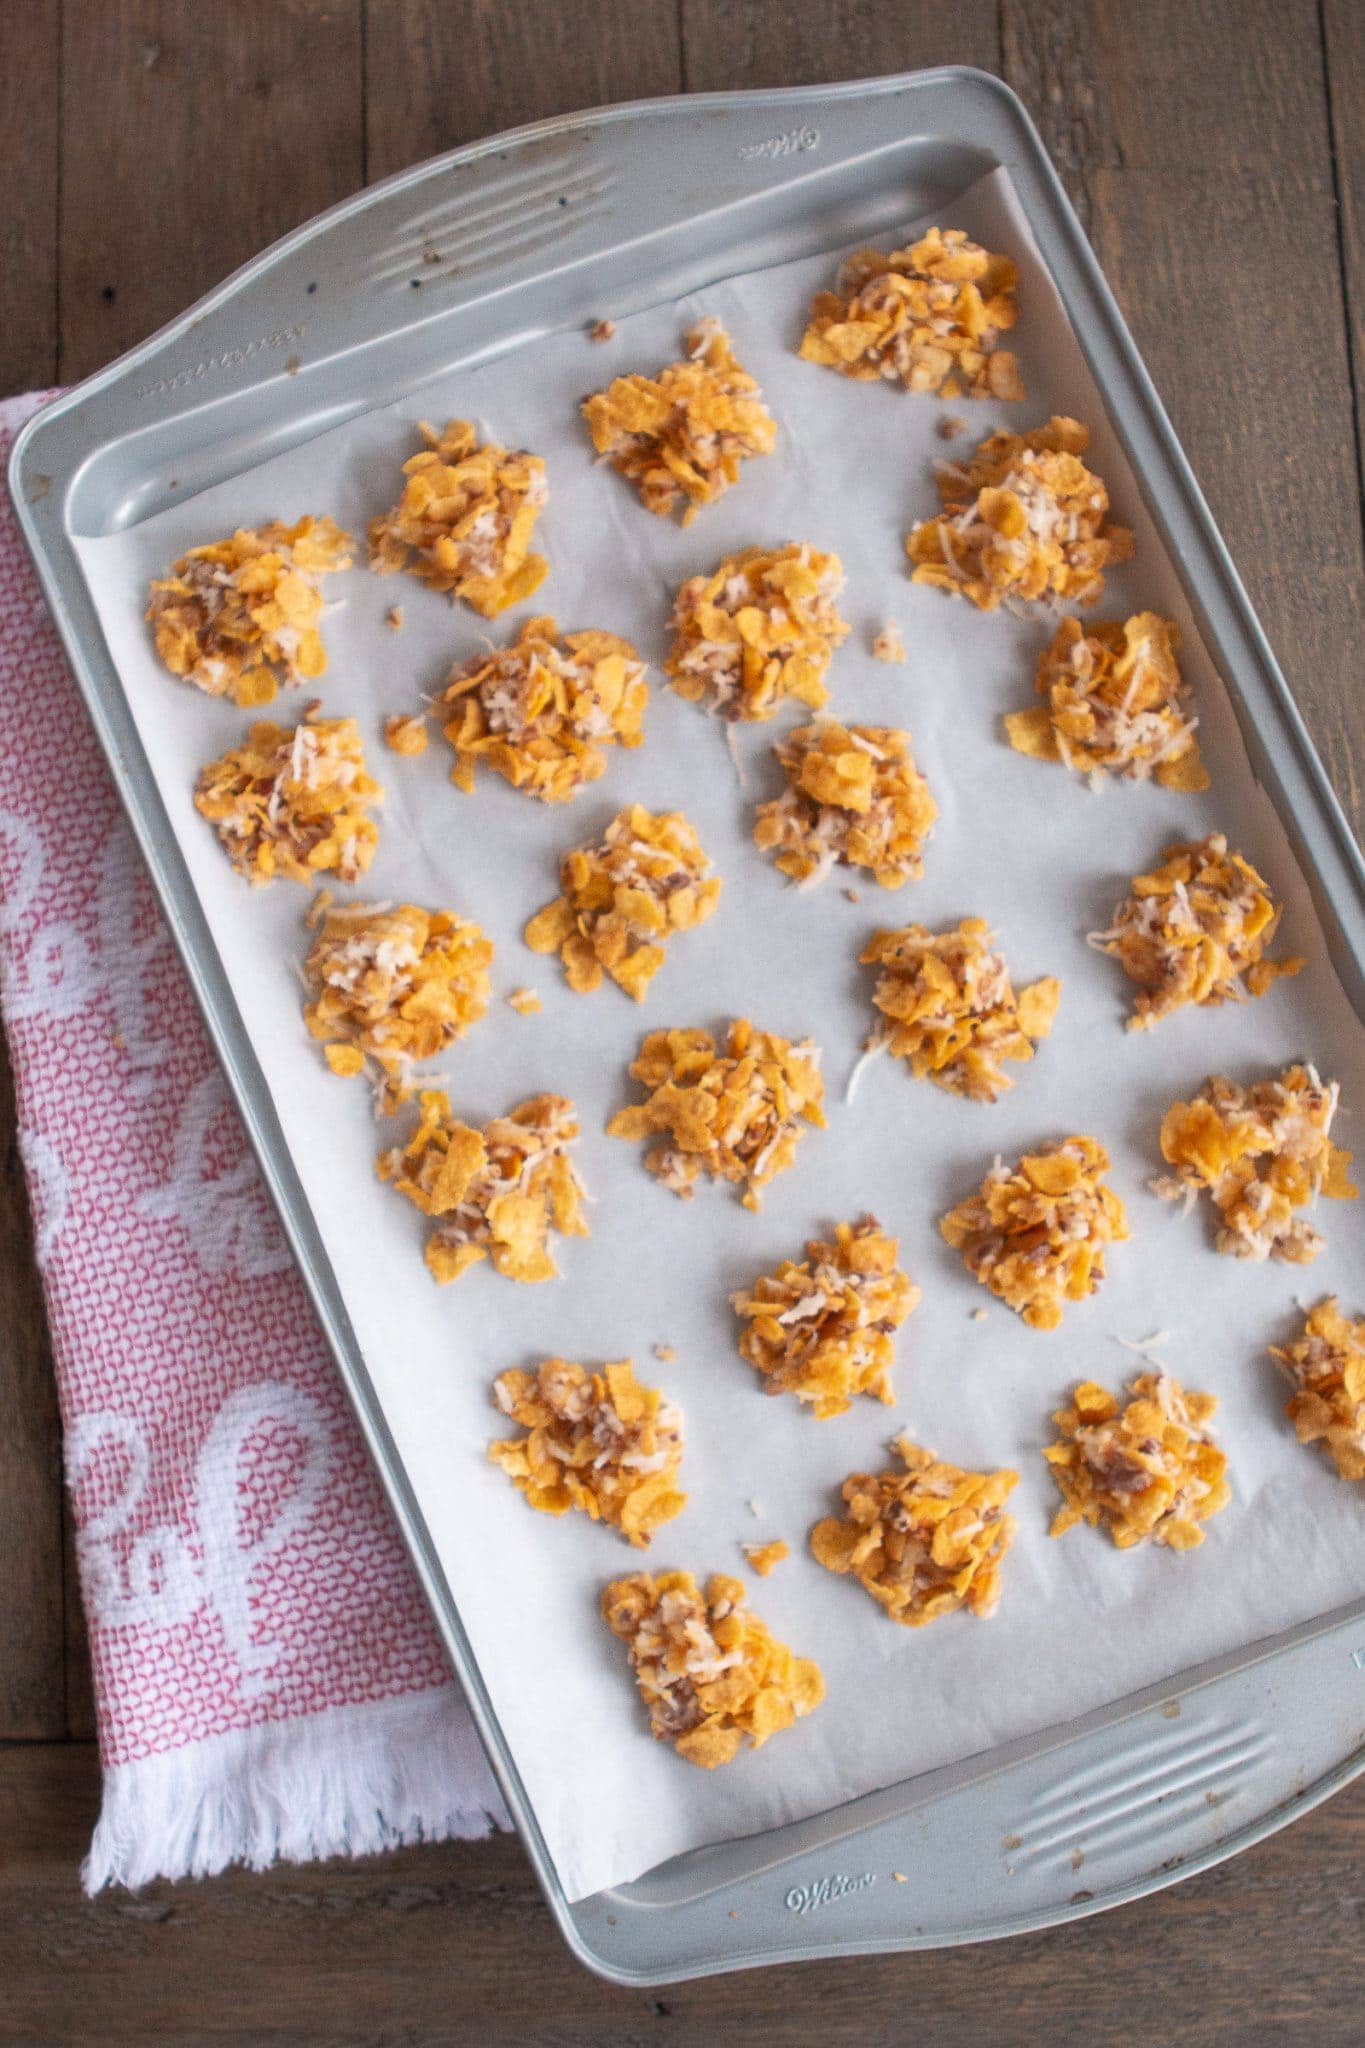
left=507, top=987, right=541, bottom=1015
left=872, top=620, right=906, bottom=663
left=743, top=1540, right=789, bottom=1576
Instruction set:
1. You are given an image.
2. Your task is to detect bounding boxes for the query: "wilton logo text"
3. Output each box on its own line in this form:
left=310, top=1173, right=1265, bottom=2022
left=784, top=1872, right=876, bottom=1915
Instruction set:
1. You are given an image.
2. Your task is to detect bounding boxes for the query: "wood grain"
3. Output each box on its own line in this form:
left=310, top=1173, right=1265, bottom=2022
left=1323, top=0, right=1365, bottom=508
left=679, top=0, right=999, bottom=90
left=0, top=0, right=60, bottom=393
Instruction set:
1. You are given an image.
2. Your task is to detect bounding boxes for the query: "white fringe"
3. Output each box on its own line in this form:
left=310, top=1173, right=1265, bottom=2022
left=84, top=1683, right=508, bottom=1894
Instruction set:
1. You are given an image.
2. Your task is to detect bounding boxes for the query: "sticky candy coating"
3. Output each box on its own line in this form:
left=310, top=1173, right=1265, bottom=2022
left=861, top=919, right=1060, bottom=1101
left=665, top=543, right=849, bottom=722
left=524, top=805, right=721, bottom=1000
left=1270, top=1298, right=1365, bottom=1481
left=488, top=1359, right=686, bottom=1546
left=1005, top=612, right=1208, bottom=790
left=940, top=1136, right=1128, bottom=1328
left=731, top=1217, right=920, bottom=1418
left=753, top=719, right=938, bottom=889
left=194, top=713, right=381, bottom=885
left=1045, top=1374, right=1230, bottom=1550
left=368, top=418, right=548, bottom=617
left=800, top=227, right=1023, bottom=400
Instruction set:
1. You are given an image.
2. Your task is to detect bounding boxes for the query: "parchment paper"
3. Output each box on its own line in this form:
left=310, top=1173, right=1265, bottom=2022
left=74, top=170, right=1365, bottom=1903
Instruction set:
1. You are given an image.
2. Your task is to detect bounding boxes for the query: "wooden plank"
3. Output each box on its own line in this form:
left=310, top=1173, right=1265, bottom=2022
left=679, top=1, right=999, bottom=90
left=58, top=0, right=365, bottom=385
left=0, top=0, right=59, bottom=395
left=63, top=1497, right=98, bottom=1742
left=1323, top=0, right=1365, bottom=508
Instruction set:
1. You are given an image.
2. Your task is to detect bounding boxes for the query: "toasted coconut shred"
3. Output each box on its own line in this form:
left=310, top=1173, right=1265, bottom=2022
left=1270, top=1298, right=1365, bottom=1481
left=367, top=418, right=549, bottom=617
left=607, top=1019, right=826, bottom=1209
left=799, top=227, right=1023, bottom=400
left=731, top=1217, right=920, bottom=1418
left=147, top=516, right=353, bottom=706
left=600, top=1569, right=824, bottom=1767
left=907, top=415, right=1133, bottom=610
left=753, top=718, right=937, bottom=889
left=581, top=317, right=777, bottom=523
left=665, top=543, right=850, bottom=722
left=1091, top=832, right=1302, bottom=1030
left=378, top=1088, right=589, bottom=1283
left=810, top=1436, right=1019, bottom=1626
left=488, top=1358, right=686, bottom=1546
left=1154, top=1066, right=1357, bottom=1263
left=871, top=620, right=907, bottom=663
left=194, top=712, right=381, bottom=885
left=941, top=1136, right=1129, bottom=1329
left=1005, top=612, right=1208, bottom=791
left=860, top=919, right=1060, bottom=1102
left=524, top=804, right=721, bottom=1000
left=1045, top=1374, right=1231, bottom=1550
left=302, top=899, right=492, bottom=1110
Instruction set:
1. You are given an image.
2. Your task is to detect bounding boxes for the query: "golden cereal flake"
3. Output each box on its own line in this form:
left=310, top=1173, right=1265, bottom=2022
left=194, top=713, right=381, bottom=885
left=861, top=919, right=1060, bottom=1103
left=1270, top=1298, right=1365, bottom=1481
left=1005, top=613, right=1207, bottom=790
left=608, top=1019, right=825, bottom=1208
left=743, top=1540, right=789, bottom=1576
left=378, top=1088, right=588, bottom=1283
left=581, top=317, right=777, bottom=523
left=488, top=1358, right=685, bottom=1545
left=666, top=543, right=849, bottom=722
left=1155, top=1066, right=1356, bottom=1263
left=1045, top=1374, right=1230, bottom=1549
left=811, top=1436, right=1018, bottom=1626
left=437, top=614, right=647, bottom=803
left=367, top=418, right=548, bottom=617
left=507, top=986, right=541, bottom=1015
left=941, top=1136, right=1128, bottom=1329
left=731, top=1217, right=920, bottom=1417
left=384, top=712, right=428, bottom=755
left=907, top=416, right=1133, bottom=611
left=601, top=1569, right=823, bottom=1766
left=753, top=719, right=937, bottom=889
left=524, top=804, right=721, bottom=1000
left=872, top=620, right=906, bottom=663
left=147, top=517, right=353, bottom=707
left=799, top=228, right=1023, bottom=400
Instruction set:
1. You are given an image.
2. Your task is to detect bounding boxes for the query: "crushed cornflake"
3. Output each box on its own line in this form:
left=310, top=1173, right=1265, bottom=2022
left=488, top=1358, right=685, bottom=1545
left=860, top=919, right=1060, bottom=1101
left=384, top=712, right=428, bottom=755
left=524, top=804, right=721, bottom=1000
left=608, top=1019, right=825, bottom=1209
left=1045, top=1374, right=1230, bottom=1550
left=1270, top=1298, right=1365, bottom=1481
left=754, top=718, right=937, bottom=890
left=743, top=1540, right=789, bottom=1576
left=367, top=418, right=548, bottom=617
left=582, top=317, right=777, bottom=522
left=654, top=1343, right=676, bottom=1364
left=601, top=1569, right=823, bottom=1767
left=731, top=1217, right=920, bottom=1417
left=811, top=1435, right=1018, bottom=1626
left=872, top=620, right=906, bottom=664
left=1005, top=613, right=1208, bottom=791
left=665, top=543, right=849, bottom=722
left=937, top=414, right=967, bottom=441
left=941, top=1136, right=1129, bottom=1329
left=590, top=318, right=616, bottom=343
left=147, top=516, right=353, bottom=707
left=194, top=711, right=381, bottom=885
left=507, top=986, right=541, bottom=1015
left=302, top=898, right=492, bottom=1110
left=436, top=614, right=647, bottom=803
left=799, top=228, right=1023, bottom=400
left=907, top=416, right=1133, bottom=610
left=1154, top=1066, right=1356, bottom=1263
left=378, top=1088, right=588, bottom=1283
left=1091, top=832, right=1302, bottom=1030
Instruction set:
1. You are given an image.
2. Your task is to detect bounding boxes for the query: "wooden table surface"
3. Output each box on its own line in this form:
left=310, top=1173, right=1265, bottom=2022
left=3, top=2, right=1364, bottom=2040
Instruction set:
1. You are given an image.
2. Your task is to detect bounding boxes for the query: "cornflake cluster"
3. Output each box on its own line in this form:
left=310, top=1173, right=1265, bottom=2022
left=1270, top=1299, right=1365, bottom=1482
left=524, top=805, right=721, bottom=1000
left=437, top=615, right=647, bottom=802
left=608, top=1019, right=826, bottom=1209
left=379, top=1089, right=588, bottom=1283
left=1045, top=1374, right=1231, bottom=1550
left=147, top=517, right=352, bottom=706
left=302, top=899, right=493, bottom=1109
left=941, top=1136, right=1129, bottom=1329
left=799, top=228, right=1023, bottom=399
left=860, top=919, right=1060, bottom=1102
left=488, top=1359, right=686, bottom=1546
left=1155, top=1066, right=1356, bottom=1263
left=1092, top=833, right=1301, bottom=1030
left=601, top=1569, right=824, bottom=1767
left=368, top=418, right=548, bottom=616
left=194, top=713, right=381, bottom=885
left=810, top=1436, right=1019, bottom=1627
left=753, top=719, right=938, bottom=889
left=666, top=543, right=849, bottom=722
left=731, top=1218, right=920, bottom=1418
left=1005, top=612, right=1208, bottom=791
left=907, top=415, right=1133, bottom=610
left=581, top=318, right=777, bottom=522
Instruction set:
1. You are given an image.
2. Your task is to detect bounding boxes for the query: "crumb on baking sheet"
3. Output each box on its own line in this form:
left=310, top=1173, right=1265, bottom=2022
left=601, top=1569, right=823, bottom=1766
left=194, top=710, right=381, bottom=885
left=507, top=986, right=541, bottom=1015
left=731, top=1217, right=919, bottom=1417
left=811, top=1435, right=1018, bottom=1625
left=1270, top=1298, right=1365, bottom=1481
left=872, top=620, right=906, bottom=664
left=368, top=418, right=548, bottom=617
left=860, top=919, right=1060, bottom=1102
left=386, top=605, right=404, bottom=631
left=743, top=1540, right=789, bottom=1576
left=524, top=804, right=721, bottom=999
left=941, top=1136, right=1128, bottom=1329
left=1005, top=612, right=1208, bottom=791
left=1045, top=1373, right=1230, bottom=1549
left=799, top=228, right=1023, bottom=400
left=753, top=718, right=937, bottom=890
left=654, top=1343, right=676, bottom=1363
left=488, top=1358, right=686, bottom=1545
left=590, top=318, right=616, bottom=343
left=665, top=543, right=849, bottom=722
left=937, top=415, right=967, bottom=441
left=384, top=711, right=429, bottom=755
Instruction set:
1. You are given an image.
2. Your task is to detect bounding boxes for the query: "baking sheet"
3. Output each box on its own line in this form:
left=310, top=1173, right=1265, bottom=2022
left=73, top=169, right=1365, bottom=1904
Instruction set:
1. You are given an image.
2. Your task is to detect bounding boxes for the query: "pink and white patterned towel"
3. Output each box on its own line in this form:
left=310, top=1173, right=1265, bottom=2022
left=0, top=393, right=507, bottom=1891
